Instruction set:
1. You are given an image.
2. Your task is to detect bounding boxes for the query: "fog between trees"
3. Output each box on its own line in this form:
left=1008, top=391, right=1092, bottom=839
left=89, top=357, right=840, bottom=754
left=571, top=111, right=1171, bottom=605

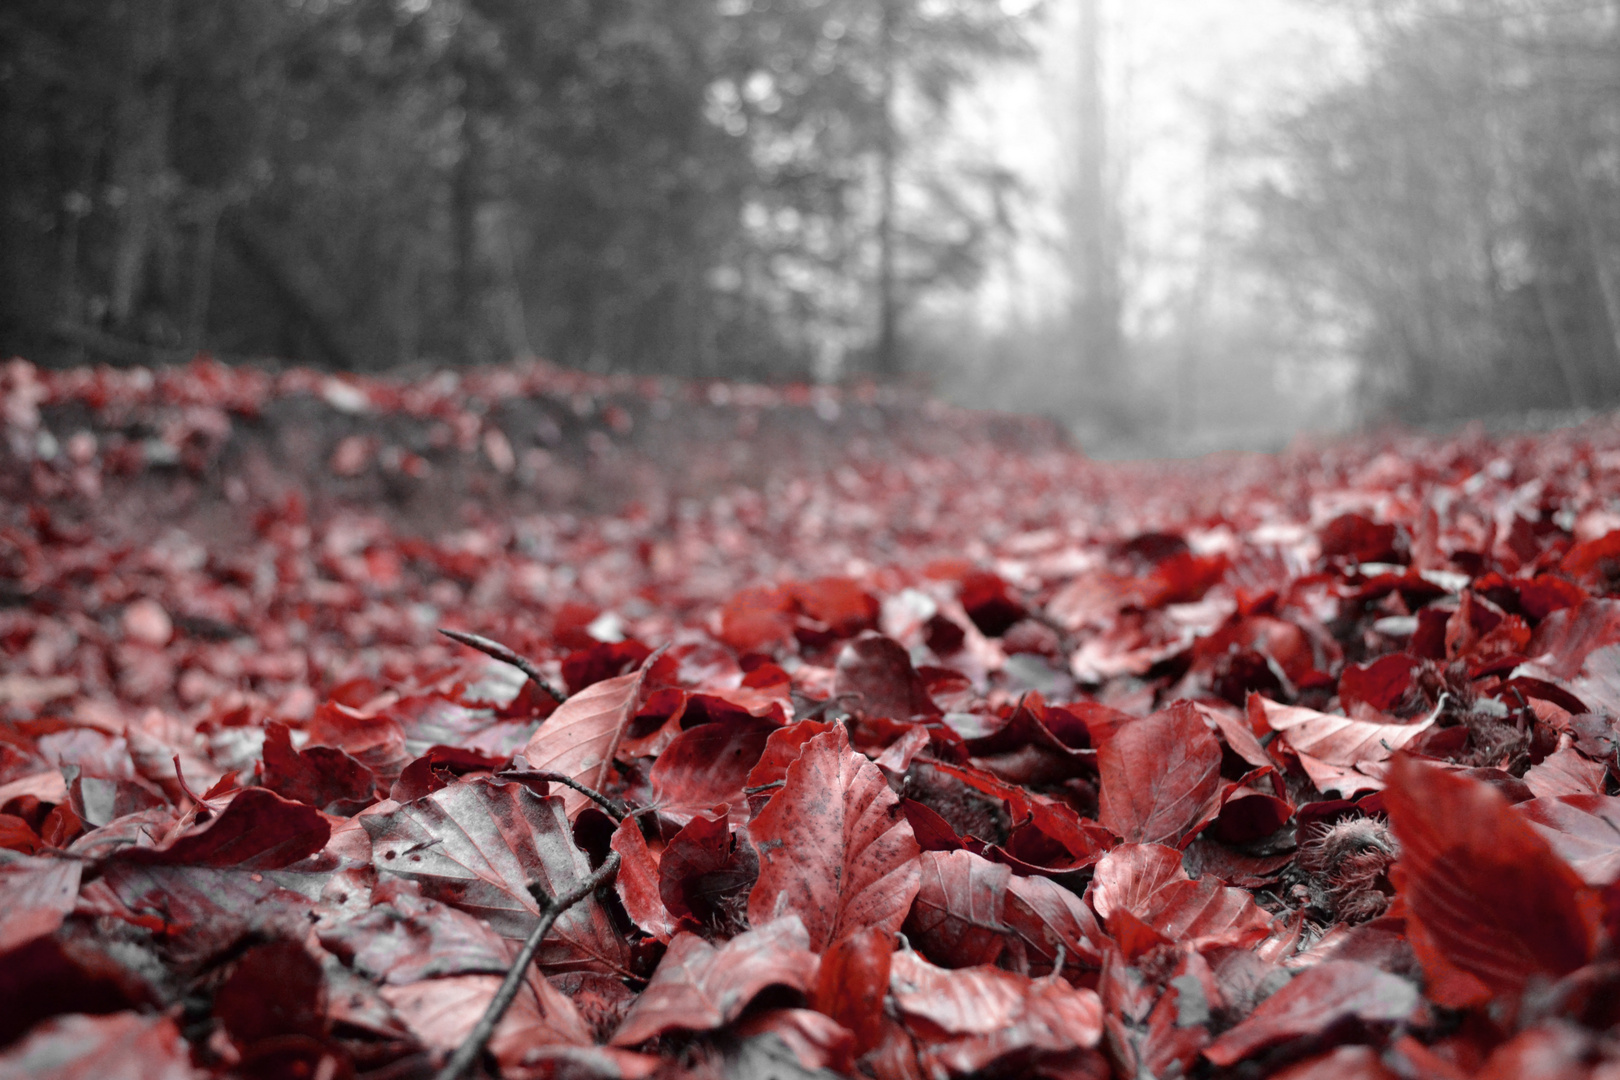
left=4, top=1, right=1619, bottom=450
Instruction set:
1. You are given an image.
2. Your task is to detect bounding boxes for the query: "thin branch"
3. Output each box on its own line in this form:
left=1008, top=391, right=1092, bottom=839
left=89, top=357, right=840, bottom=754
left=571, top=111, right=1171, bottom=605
left=440, top=628, right=567, bottom=704
left=433, top=851, right=623, bottom=1080
left=500, top=768, right=627, bottom=821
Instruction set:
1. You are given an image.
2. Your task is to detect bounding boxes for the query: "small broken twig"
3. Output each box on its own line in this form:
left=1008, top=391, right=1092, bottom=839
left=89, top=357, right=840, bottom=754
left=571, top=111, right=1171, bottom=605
left=501, top=768, right=628, bottom=821
left=440, top=628, right=567, bottom=704
left=433, top=851, right=623, bottom=1080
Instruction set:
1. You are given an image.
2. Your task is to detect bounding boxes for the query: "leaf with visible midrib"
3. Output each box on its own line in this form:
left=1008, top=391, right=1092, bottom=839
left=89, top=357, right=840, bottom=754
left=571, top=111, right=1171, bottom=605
left=1385, top=755, right=1598, bottom=1006
left=1097, top=704, right=1221, bottom=846
left=362, top=777, right=630, bottom=977
left=747, top=726, right=921, bottom=952
left=522, top=665, right=646, bottom=817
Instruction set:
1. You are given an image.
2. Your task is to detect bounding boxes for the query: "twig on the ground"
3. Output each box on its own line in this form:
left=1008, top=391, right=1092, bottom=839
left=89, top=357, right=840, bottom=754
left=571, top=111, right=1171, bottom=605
left=500, top=768, right=628, bottom=821
left=440, top=628, right=568, bottom=704
left=433, top=851, right=623, bottom=1080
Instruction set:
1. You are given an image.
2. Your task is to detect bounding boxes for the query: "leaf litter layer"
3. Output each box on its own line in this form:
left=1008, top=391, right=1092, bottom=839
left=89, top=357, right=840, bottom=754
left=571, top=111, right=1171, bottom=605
left=8, top=357, right=1620, bottom=1076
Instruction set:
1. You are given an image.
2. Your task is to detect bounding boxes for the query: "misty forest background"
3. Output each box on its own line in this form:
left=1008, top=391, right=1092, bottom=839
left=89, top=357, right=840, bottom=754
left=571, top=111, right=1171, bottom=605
left=4, top=0, right=1620, bottom=454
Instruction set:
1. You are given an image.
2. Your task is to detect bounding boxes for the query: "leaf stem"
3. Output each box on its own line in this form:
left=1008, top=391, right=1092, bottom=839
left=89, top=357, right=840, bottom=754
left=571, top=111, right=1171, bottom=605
left=432, top=850, right=622, bottom=1080
left=439, top=628, right=568, bottom=704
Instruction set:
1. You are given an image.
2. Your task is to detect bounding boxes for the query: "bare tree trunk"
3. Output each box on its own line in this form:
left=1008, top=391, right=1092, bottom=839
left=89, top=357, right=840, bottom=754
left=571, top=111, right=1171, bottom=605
left=1174, top=102, right=1228, bottom=443
left=874, top=0, right=901, bottom=378
left=108, top=0, right=177, bottom=335
left=1074, top=0, right=1123, bottom=414
left=185, top=195, right=224, bottom=356
left=452, top=105, right=484, bottom=366
left=1560, top=137, right=1620, bottom=390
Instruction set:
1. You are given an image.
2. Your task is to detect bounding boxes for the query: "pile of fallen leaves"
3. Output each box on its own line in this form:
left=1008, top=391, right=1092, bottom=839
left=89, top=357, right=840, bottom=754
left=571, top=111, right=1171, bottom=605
left=6, top=356, right=1620, bottom=1079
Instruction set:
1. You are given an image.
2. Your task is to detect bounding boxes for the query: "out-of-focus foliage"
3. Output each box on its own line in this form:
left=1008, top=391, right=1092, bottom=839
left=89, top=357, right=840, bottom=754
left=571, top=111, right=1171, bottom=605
left=0, top=0, right=1031, bottom=377
left=1254, top=0, right=1620, bottom=423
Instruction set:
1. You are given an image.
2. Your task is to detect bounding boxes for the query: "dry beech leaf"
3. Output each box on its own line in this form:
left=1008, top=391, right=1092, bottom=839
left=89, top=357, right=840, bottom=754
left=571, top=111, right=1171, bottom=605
left=610, top=917, right=818, bottom=1046
left=522, top=665, right=647, bottom=817
left=1385, top=755, right=1599, bottom=1007
left=747, top=725, right=922, bottom=951
left=362, top=776, right=631, bottom=976
left=1097, top=703, right=1222, bottom=846
left=1203, top=960, right=1420, bottom=1067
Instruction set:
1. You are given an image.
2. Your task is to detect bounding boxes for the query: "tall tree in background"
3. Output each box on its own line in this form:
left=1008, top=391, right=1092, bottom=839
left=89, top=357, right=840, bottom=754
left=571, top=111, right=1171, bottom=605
left=1252, top=0, right=1620, bottom=421
left=1072, top=0, right=1123, bottom=419
left=0, top=0, right=1037, bottom=379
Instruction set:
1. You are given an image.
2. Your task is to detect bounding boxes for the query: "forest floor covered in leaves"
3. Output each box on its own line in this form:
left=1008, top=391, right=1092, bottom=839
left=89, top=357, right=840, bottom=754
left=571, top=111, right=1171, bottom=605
left=6, top=356, right=1620, bottom=1080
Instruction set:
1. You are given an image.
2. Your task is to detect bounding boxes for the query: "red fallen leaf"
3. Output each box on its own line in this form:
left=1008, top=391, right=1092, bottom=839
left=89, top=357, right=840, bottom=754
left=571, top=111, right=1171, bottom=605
left=658, top=805, right=757, bottom=928
left=926, top=979, right=1108, bottom=1077
left=742, top=719, right=834, bottom=815
left=734, top=1008, right=858, bottom=1075
left=1268, top=1045, right=1403, bottom=1080
left=1320, top=513, right=1400, bottom=563
left=912, top=757, right=1114, bottom=874
left=959, top=694, right=1093, bottom=781
left=361, top=777, right=630, bottom=976
left=609, top=917, right=818, bottom=1046
left=0, top=854, right=82, bottom=952
left=380, top=971, right=598, bottom=1068
left=904, top=849, right=1013, bottom=967
left=984, top=799, right=1116, bottom=875
left=1211, top=779, right=1294, bottom=845
left=306, top=700, right=409, bottom=783
left=1523, top=747, right=1608, bottom=799
left=1384, top=755, right=1599, bottom=1007
left=389, top=744, right=510, bottom=803
left=1202, top=960, right=1419, bottom=1066
left=1191, top=700, right=1274, bottom=773
left=888, top=949, right=1104, bottom=1075
left=1526, top=598, right=1620, bottom=681
left=1561, top=529, right=1620, bottom=582
left=747, top=725, right=922, bottom=951
left=647, top=716, right=777, bottom=824
left=810, top=926, right=893, bottom=1055
left=318, top=878, right=514, bottom=983
left=563, top=639, right=653, bottom=695
left=1516, top=795, right=1620, bottom=885
left=0, top=813, right=40, bottom=855
left=901, top=799, right=963, bottom=852
left=834, top=633, right=940, bottom=721
left=1059, top=700, right=1141, bottom=749
left=1088, top=844, right=1273, bottom=950
left=1142, top=550, right=1230, bottom=608
left=1088, top=844, right=1185, bottom=923
left=1338, top=654, right=1421, bottom=712
left=616, top=687, right=688, bottom=761
left=1250, top=694, right=1433, bottom=768
left=0, top=932, right=164, bottom=1050
left=718, top=584, right=797, bottom=653
left=0, top=1012, right=194, bottom=1079
left=888, top=947, right=1033, bottom=1036
left=214, top=938, right=327, bottom=1046
left=115, top=786, right=329, bottom=870
left=609, top=816, right=678, bottom=940
left=522, top=662, right=649, bottom=817
left=792, top=577, right=880, bottom=636
left=956, top=569, right=1026, bottom=635
left=260, top=721, right=377, bottom=815
left=1517, top=574, right=1589, bottom=622
left=1097, top=702, right=1222, bottom=846
left=1471, top=1021, right=1598, bottom=1080
left=872, top=723, right=932, bottom=773
left=1002, top=870, right=1106, bottom=975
